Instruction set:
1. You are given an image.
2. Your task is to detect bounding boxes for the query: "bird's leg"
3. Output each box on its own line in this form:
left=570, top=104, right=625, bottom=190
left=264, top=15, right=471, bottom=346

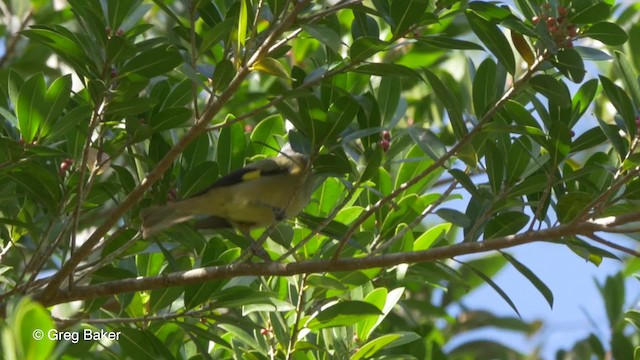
left=272, top=207, right=286, bottom=221
left=238, top=225, right=271, bottom=262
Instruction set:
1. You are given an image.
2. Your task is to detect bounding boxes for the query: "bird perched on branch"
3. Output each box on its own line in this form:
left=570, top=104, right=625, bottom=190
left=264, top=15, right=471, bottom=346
left=141, top=151, right=314, bottom=239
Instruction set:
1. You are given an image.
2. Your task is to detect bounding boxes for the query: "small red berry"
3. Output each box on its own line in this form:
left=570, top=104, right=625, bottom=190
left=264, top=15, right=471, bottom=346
left=546, top=17, right=555, bottom=26
left=17, top=138, right=25, bottom=145
left=565, top=40, right=574, bottom=48
left=567, top=25, right=578, bottom=37
left=382, top=130, right=391, bottom=141
left=635, top=116, right=640, bottom=127
left=558, top=6, right=568, bottom=16
left=260, top=328, right=269, bottom=335
left=532, top=16, right=540, bottom=25
left=244, top=124, right=253, bottom=133
left=548, top=25, right=558, bottom=34
left=378, top=139, right=390, bottom=152
left=167, top=188, right=178, bottom=201
left=59, top=159, right=74, bottom=176
left=116, top=28, right=124, bottom=36
left=543, top=3, right=551, bottom=10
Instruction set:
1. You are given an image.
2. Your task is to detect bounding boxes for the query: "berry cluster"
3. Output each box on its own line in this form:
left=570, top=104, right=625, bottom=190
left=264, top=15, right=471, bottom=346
left=532, top=4, right=578, bottom=49
left=378, top=130, right=391, bottom=152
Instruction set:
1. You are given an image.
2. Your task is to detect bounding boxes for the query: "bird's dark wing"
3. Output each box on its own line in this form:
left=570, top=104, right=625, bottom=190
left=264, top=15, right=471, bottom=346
left=191, top=159, right=290, bottom=197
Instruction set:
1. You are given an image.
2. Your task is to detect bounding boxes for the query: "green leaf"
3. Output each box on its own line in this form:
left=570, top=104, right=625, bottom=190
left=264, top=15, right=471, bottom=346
left=584, top=22, right=628, bottom=46
left=16, top=74, right=46, bottom=143
left=251, top=57, right=290, bottom=80
left=414, top=223, right=451, bottom=251
left=301, top=24, right=341, bottom=53
left=408, top=126, right=447, bottom=163
left=314, top=153, right=352, bottom=176
left=530, top=74, right=571, bottom=108
left=322, top=95, right=360, bottom=143
left=449, top=169, right=480, bottom=197
left=556, top=192, right=592, bottom=223
left=237, top=0, right=248, bottom=47
left=485, top=141, right=504, bottom=193
left=625, top=309, right=640, bottom=331
left=552, top=48, right=585, bottom=83
left=614, top=51, right=640, bottom=109
left=599, top=75, right=636, bottom=137
left=417, top=35, right=485, bottom=50
left=351, top=332, right=421, bottom=360
left=468, top=1, right=513, bottom=21
left=350, top=37, right=388, bottom=61
left=106, top=98, right=158, bottom=117
left=353, top=63, right=421, bottom=78
left=571, top=127, right=608, bottom=152
left=21, top=26, right=97, bottom=77
left=436, top=208, right=470, bottom=228
left=423, top=68, right=466, bottom=139
left=466, top=10, right=515, bottom=75
left=250, top=114, right=285, bottom=156
left=570, top=79, right=599, bottom=127
left=460, top=261, right=521, bottom=317
left=473, top=58, right=497, bottom=116
left=149, top=107, right=192, bottom=132
left=199, top=19, right=234, bottom=55
left=597, top=118, right=627, bottom=157
left=484, top=212, right=529, bottom=239
left=352, top=11, right=379, bottom=39
left=502, top=252, right=554, bottom=308
left=119, top=328, right=175, bottom=360
left=119, top=46, right=182, bottom=78
left=180, top=161, right=219, bottom=198
left=389, top=0, right=429, bottom=37
left=356, top=288, right=387, bottom=340
left=212, top=59, right=236, bottom=93
left=306, top=301, right=382, bottom=330
left=377, top=76, right=402, bottom=127
left=570, top=2, right=611, bottom=23
left=217, top=121, right=246, bottom=176
left=506, top=137, right=531, bottom=183
left=42, top=75, right=72, bottom=137
left=6, top=297, right=56, bottom=360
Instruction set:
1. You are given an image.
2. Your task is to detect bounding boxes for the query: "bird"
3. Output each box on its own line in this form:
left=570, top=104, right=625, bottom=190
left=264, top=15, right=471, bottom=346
left=140, top=151, right=314, bottom=239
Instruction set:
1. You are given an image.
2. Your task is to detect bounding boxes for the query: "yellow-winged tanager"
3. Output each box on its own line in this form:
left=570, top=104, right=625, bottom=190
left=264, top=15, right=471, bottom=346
left=141, top=151, right=314, bottom=239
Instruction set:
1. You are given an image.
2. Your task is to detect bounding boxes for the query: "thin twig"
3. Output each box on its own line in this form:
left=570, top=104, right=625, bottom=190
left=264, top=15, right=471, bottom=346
left=584, top=233, right=640, bottom=258
left=286, top=274, right=308, bottom=360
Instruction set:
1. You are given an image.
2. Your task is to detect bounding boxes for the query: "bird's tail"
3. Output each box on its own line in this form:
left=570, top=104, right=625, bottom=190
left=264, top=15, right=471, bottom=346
left=141, top=201, right=195, bottom=238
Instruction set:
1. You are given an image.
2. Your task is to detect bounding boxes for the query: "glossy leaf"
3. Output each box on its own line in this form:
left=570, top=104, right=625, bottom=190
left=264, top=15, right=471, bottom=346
left=553, top=49, right=586, bottom=83
left=530, top=74, right=571, bottom=108
left=306, top=301, right=382, bottom=330
left=417, top=35, right=484, bottom=50
left=423, top=68, right=466, bottom=139
left=389, top=0, right=429, bottom=37
left=119, top=46, right=182, bottom=78
left=466, top=10, right=516, bottom=75
left=351, top=332, right=421, bottom=360
left=484, top=212, right=529, bottom=239
left=583, top=22, right=628, bottom=46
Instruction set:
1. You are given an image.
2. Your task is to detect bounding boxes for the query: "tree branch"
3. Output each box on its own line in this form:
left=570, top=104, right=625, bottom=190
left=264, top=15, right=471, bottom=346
left=34, top=218, right=601, bottom=308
